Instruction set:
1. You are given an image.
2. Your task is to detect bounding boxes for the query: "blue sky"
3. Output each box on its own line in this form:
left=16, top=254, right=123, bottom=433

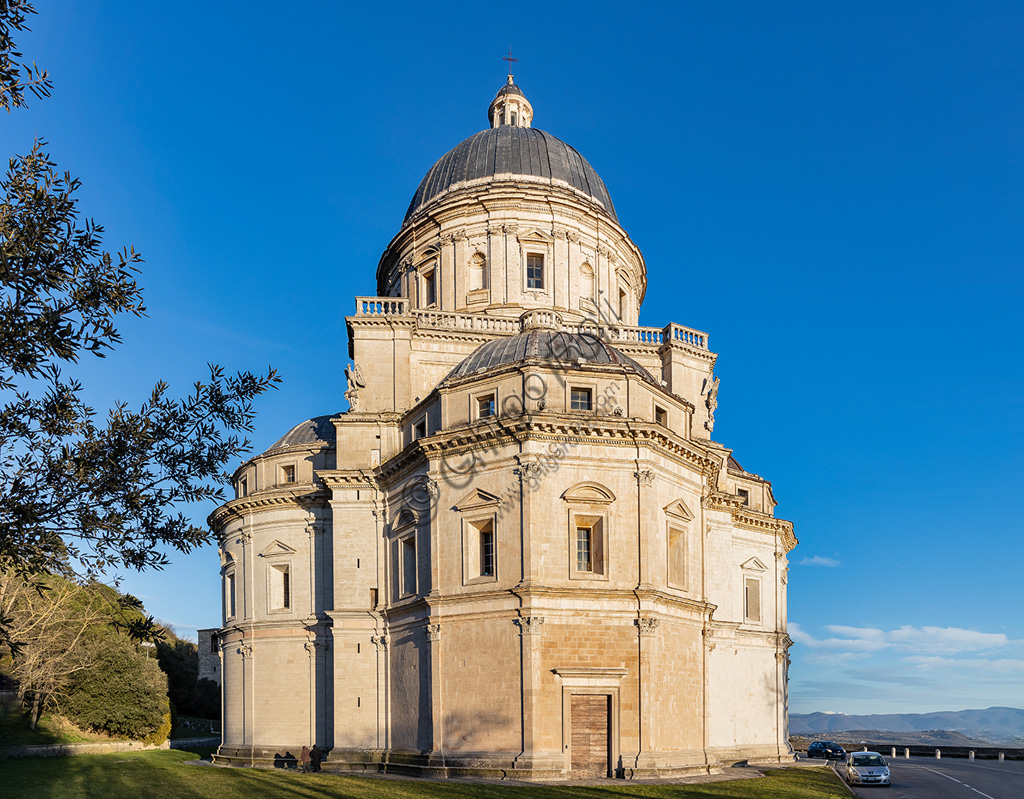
left=4, top=2, right=1023, bottom=715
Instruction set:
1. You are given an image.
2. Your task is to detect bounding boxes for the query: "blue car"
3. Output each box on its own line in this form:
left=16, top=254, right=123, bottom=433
left=807, top=740, right=848, bottom=760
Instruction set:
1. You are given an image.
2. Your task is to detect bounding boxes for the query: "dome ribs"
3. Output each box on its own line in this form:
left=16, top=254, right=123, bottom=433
left=528, top=129, right=547, bottom=179
left=494, top=125, right=511, bottom=175
left=402, top=128, right=619, bottom=225
left=439, top=330, right=660, bottom=389
left=469, top=130, right=489, bottom=184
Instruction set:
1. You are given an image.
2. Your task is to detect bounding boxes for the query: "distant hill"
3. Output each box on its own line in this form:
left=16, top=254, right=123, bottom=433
left=790, top=729, right=993, bottom=748
left=790, top=707, right=1024, bottom=746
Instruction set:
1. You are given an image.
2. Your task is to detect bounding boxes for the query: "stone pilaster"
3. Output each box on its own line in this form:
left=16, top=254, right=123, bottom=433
left=426, top=623, right=443, bottom=761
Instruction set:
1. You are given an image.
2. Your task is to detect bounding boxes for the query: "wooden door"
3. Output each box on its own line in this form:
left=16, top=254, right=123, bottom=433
left=570, top=694, right=610, bottom=778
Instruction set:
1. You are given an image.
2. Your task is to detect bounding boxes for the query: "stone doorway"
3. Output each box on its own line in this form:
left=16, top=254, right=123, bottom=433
left=570, top=694, right=611, bottom=778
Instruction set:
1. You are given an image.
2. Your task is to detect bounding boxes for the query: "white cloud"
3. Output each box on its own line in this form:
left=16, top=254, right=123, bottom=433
left=887, top=626, right=1008, bottom=654
left=798, top=555, right=841, bottom=567
left=792, top=624, right=1011, bottom=656
left=904, top=656, right=1024, bottom=674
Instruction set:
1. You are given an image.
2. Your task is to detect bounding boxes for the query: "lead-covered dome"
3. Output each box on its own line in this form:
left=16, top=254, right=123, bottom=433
left=268, top=414, right=337, bottom=451
left=403, top=78, right=617, bottom=225
left=440, top=328, right=657, bottom=388
left=403, top=128, right=617, bottom=225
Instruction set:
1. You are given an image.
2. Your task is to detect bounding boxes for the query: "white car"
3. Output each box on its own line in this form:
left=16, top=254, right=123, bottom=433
left=843, top=751, right=891, bottom=787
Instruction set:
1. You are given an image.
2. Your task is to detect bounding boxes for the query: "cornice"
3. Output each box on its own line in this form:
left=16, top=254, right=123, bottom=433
left=374, top=413, right=722, bottom=486
left=346, top=315, right=416, bottom=331
left=656, top=337, right=718, bottom=365
left=317, top=469, right=378, bottom=491
left=704, top=492, right=798, bottom=553
left=208, top=486, right=329, bottom=531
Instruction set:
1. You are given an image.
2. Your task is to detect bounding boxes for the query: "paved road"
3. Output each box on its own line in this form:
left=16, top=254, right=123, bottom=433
left=836, top=755, right=1024, bottom=799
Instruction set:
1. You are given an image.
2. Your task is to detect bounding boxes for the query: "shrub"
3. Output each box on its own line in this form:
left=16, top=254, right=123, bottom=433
left=63, top=635, right=169, bottom=741
left=142, top=710, right=172, bottom=745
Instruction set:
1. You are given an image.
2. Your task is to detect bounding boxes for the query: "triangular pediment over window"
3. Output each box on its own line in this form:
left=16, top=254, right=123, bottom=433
left=453, top=488, right=501, bottom=512
left=260, top=540, right=296, bottom=558
left=562, top=482, right=615, bottom=505
left=741, top=557, right=767, bottom=572
left=518, top=229, right=554, bottom=244
left=664, top=499, right=694, bottom=522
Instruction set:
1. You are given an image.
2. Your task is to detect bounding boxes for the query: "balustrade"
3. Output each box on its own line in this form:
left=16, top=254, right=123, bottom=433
left=355, top=297, right=408, bottom=315
left=351, top=297, right=708, bottom=351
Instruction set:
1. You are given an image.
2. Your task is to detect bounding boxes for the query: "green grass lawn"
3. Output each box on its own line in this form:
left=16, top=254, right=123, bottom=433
left=1, top=748, right=851, bottom=799
left=0, top=707, right=109, bottom=746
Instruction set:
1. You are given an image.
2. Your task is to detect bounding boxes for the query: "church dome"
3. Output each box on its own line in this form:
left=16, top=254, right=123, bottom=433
left=268, top=414, right=337, bottom=450
left=403, top=78, right=617, bottom=225
left=493, top=80, right=524, bottom=99
left=440, top=328, right=658, bottom=388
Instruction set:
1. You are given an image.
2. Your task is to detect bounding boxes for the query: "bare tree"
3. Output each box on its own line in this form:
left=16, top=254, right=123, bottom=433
left=0, top=571, right=108, bottom=728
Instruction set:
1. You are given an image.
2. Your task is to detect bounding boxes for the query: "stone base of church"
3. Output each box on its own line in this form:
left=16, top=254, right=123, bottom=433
left=382, top=749, right=565, bottom=780
left=621, top=748, right=718, bottom=779
left=213, top=742, right=792, bottom=780
left=707, top=743, right=796, bottom=766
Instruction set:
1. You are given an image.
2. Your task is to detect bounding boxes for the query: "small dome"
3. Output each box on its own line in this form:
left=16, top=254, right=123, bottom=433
left=403, top=126, right=617, bottom=225
left=268, top=415, right=337, bottom=450
left=494, top=80, right=524, bottom=99
left=440, top=329, right=658, bottom=388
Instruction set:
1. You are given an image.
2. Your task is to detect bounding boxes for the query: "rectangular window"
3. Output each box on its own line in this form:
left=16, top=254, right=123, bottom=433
left=463, top=518, right=497, bottom=583
left=619, top=287, right=628, bottom=319
left=480, top=528, right=494, bottom=577
left=737, top=488, right=750, bottom=506
left=239, top=477, right=247, bottom=498
left=210, top=633, right=219, bottom=654
left=570, top=515, right=606, bottom=579
left=281, top=464, right=295, bottom=484
left=402, top=537, right=417, bottom=597
left=424, top=270, right=437, bottom=306
left=478, top=394, right=496, bottom=419
left=668, top=527, right=686, bottom=589
left=415, top=419, right=427, bottom=439
left=576, top=527, right=593, bottom=572
left=744, top=576, right=761, bottom=623
left=270, top=564, right=290, bottom=610
left=526, top=253, right=544, bottom=289
left=655, top=406, right=668, bottom=426
left=225, top=573, right=236, bottom=619
left=570, top=387, right=592, bottom=411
